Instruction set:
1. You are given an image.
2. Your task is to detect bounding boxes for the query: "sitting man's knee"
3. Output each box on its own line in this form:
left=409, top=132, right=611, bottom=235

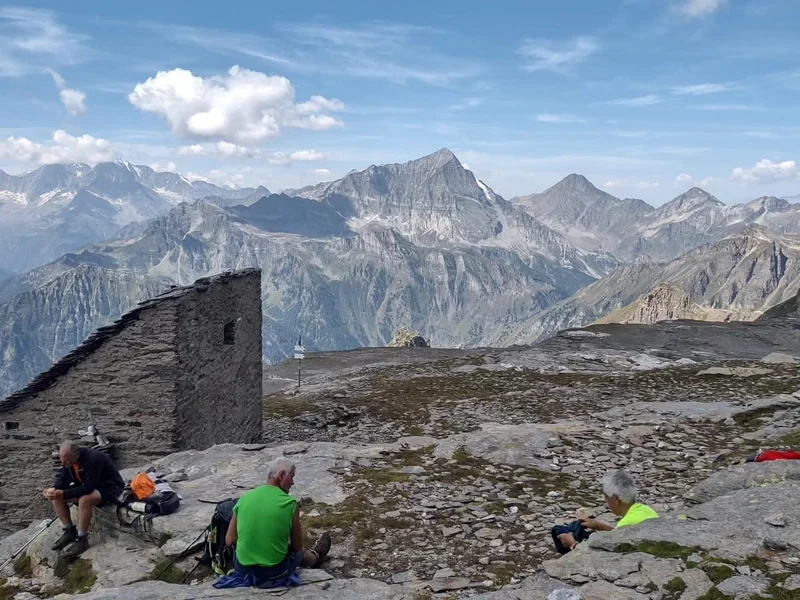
left=78, top=493, right=99, bottom=508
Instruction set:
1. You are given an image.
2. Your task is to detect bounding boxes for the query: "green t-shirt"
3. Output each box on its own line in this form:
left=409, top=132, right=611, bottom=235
left=233, top=485, right=297, bottom=567
left=617, top=503, right=658, bottom=528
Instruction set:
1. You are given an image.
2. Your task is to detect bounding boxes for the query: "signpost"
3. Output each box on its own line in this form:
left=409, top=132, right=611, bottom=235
left=294, top=336, right=305, bottom=388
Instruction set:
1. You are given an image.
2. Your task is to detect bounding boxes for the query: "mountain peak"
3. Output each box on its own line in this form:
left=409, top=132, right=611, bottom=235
left=661, top=187, right=724, bottom=214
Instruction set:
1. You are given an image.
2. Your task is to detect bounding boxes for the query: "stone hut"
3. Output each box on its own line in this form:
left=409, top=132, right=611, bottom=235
left=0, top=269, right=263, bottom=531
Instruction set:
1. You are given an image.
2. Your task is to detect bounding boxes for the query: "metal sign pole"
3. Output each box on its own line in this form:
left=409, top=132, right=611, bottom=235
left=294, top=335, right=305, bottom=389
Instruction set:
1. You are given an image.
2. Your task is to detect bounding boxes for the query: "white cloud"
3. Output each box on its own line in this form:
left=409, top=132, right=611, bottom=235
left=178, top=144, right=207, bottom=156
left=150, top=161, right=178, bottom=172
left=450, top=97, right=483, bottom=110
left=690, top=104, right=763, bottom=111
left=289, top=149, right=324, bottom=162
left=314, top=168, right=332, bottom=177
left=731, top=159, right=799, bottom=184
left=674, top=0, right=727, bottom=18
left=49, top=71, right=86, bottom=116
left=0, top=7, right=87, bottom=76
left=609, top=95, right=664, bottom=107
left=129, top=66, right=344, bottom=144
left=537, top=113, right=586, bottom=123
left=177, top=142, right=257, bottom=157
left=0, top=130, right=114, bottom=164
left=517, top=37, right=598, bottom=74
left=676, top=173, right=695, bottom=186
left=671, top=83, right=732, bottom=95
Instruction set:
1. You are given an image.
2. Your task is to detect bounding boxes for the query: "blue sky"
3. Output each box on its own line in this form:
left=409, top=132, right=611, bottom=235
left=1, top=0, right=799, bottom=204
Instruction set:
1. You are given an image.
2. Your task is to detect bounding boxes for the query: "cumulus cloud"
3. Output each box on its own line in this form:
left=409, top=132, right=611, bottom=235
left=517, top=37, right=598, bottom=74
left=537, top=113, right=586, bottom=123
left=609, top=95, right=663, bottom=107
left=289, top=149, right=324, bottom=162
left=177, top=142, right=258, bottom=158
left=0, top=130, right=114, bottom=164
left=267, top=150, right=325, bottom=165
left=150, top=161, right=178, bottom=172
left=129, top=66, right=344, bottom=144
left=731, top=159, right=799, bottom=184
left=314, top=168, right=332, bottom=177
left=676, top=173, right=695, bottom=186
left=674, top=0, right=727, bottom=18
left=50, top=71, right=86, bottom=116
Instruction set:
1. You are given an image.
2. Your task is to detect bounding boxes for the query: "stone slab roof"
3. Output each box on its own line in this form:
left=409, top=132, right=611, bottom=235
left=0, top=268, right=261, bottom=413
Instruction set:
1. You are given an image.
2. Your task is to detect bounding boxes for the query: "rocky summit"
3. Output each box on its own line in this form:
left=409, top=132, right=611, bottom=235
left=2, top=314, right=799, bottom=599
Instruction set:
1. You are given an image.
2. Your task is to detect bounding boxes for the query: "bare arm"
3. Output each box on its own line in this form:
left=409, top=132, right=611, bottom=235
left=289, top=506, right=303, bottom=553
left=582, top=517, right=614, bottom=532
left=226, top=514, right=238, bottom=547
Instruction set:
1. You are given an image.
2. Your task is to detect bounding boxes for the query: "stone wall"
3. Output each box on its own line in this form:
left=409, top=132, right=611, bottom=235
left=0, top=269, right=263, bottom=534
left=174, top=271, right=263, bottom=449
left=0, top=308, right=180, bottom=533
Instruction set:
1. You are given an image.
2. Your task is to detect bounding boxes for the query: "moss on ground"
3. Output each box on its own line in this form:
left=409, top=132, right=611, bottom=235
left=149, top=558, right=190, bottom=584
left=615, top=540, right=699, bottom=561
left=664, top=576, right=687, bottom=598
left=13, top=553, right=33, bottom=578
left=701, top=563, right=736, bottom=584
left=0, top=578, right=21, bottom=600
left=49, top=558, right=98, bottom=595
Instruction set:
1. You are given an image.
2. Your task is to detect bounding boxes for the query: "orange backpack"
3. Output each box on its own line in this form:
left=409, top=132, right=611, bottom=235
left=131, top=473, right=156, bottom=500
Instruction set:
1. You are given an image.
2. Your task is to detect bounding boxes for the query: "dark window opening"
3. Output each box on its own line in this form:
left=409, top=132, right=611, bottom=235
left=224, top=321, right=236, bottom=345
left=5, top=422, right=20, bottom=431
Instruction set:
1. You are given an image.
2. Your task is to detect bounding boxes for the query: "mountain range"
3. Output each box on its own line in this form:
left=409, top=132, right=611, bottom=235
left=0, top=148, right=799, bottom=397
left=0, top=160, right=268, bottom=273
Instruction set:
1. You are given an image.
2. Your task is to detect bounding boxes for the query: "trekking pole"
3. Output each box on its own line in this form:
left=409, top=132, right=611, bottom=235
left=0, top=517, right=58, bottom=574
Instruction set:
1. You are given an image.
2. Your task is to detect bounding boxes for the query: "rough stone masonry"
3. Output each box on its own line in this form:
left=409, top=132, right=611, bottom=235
left=0, top=269, right=263, bottom=534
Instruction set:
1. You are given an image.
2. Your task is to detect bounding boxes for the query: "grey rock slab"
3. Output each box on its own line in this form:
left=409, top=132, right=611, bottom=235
left=578, top=580, right=648, bottom=600
left=433, top=422, right=587, bottom=469
left=687, top=460, right=800, bottom=503
left=50, top=578, right=415, bottom=599
left=680, top=568, right=715, bottom=600
left=542, top=547, right=649, bottom=582
left=783, top=574, right=800, bottom=591
left=696, top=366, right=773, bottom=377
left=715, top=575, right=769, bottom=599
left=761, top=352, right=797, bottom=364
left=470, top=572, right=577, bottom=600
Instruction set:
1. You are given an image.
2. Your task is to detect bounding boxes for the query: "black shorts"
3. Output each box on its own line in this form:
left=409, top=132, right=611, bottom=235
left=98, top=486, right=124, bottom=507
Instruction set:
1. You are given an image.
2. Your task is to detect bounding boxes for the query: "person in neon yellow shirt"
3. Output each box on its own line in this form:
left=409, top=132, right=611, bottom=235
left=558, top=470, right=658, bottom=551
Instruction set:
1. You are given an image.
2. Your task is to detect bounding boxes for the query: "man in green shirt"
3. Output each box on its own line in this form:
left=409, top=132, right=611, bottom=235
left=226, top=457, right=331, bottom=581
left=558, top=470, right=658, bottom=551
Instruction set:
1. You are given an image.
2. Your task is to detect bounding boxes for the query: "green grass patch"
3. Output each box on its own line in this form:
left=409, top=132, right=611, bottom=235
left=149, top=558, right=189, bottom=584
left=664, top=576, right=687, bottom=595
left=0, top=578, right=21, bottom=600
left=701, top=563, right=736, bottom=584
left=615, top=540, right=699, bottom=561
left=52, top=558, right=98, bottom=595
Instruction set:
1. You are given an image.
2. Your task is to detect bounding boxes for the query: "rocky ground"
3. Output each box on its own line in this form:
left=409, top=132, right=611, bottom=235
left=2, top=318, right=799, bottom=599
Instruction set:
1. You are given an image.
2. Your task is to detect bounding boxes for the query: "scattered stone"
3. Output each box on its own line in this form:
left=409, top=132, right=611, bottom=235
left=429, top=576, right=473, bottom=592
left=761, top=352, right=796, bottom=364
left=391, top=570, right=416, bottom=584
left=764, top=512, right=786, bottom=527
left=783, top=574, right=800, bottom=591
left=475, top=528, right=503, bottom=540
left=715, top=575, right=769, bottom=599
left=697, top=366, right=773, bottom=377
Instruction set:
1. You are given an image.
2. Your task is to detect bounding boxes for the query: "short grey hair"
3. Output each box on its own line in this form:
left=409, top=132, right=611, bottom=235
left=602, top=470, right=638, bottom=504
left=267, top=456, right=296, bottom=480
left=59, top=441, right=80, bottom=456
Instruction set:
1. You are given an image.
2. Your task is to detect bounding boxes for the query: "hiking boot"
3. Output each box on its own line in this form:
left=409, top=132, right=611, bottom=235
left=51, top=528, right=77, bottom=551
left=61, top=536, right=90, bottom=558
left=311, top=532, right=332, bottom=566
